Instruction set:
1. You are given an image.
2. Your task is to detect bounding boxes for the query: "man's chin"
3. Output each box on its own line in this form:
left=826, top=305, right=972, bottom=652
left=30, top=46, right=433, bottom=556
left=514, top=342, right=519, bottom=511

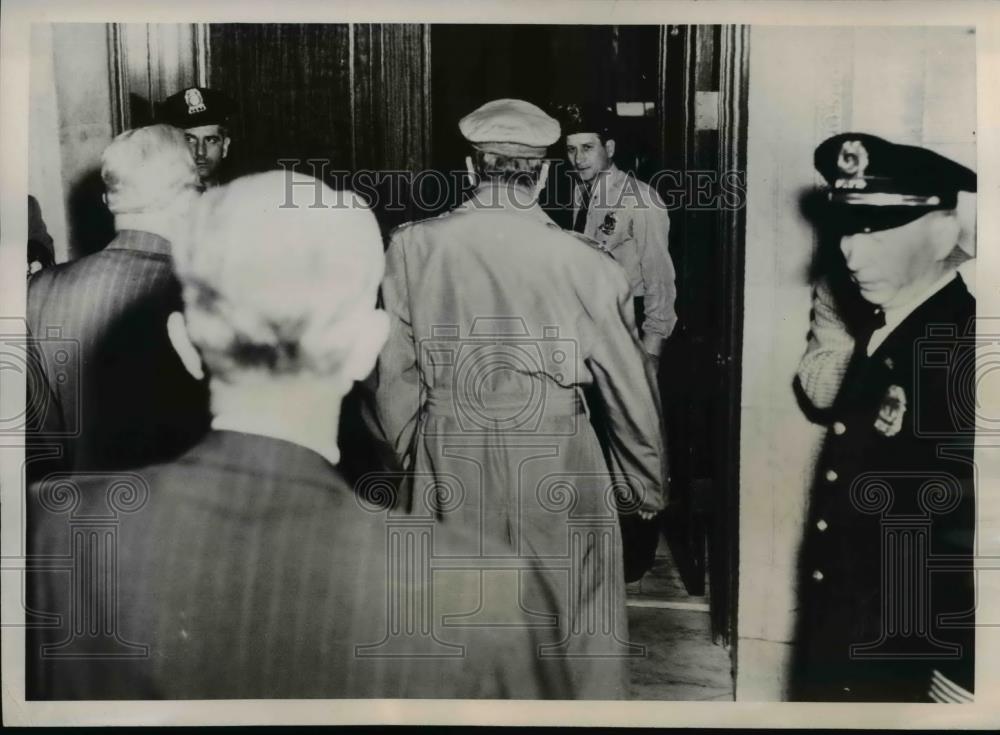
left=858, top=287, right=892, bottom=308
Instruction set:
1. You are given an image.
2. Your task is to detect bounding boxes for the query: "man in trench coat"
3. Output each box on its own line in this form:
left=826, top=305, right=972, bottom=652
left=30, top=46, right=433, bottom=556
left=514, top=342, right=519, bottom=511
left=375, top=99, right=667, bottom=699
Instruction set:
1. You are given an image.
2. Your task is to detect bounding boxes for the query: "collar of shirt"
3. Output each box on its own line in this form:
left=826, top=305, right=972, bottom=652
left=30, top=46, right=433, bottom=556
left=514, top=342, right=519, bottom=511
left=574, top=163, right=626, bottom=210
left=867, top=270, right=958, bottom=356
left=465, top=181, right=556, bottom=226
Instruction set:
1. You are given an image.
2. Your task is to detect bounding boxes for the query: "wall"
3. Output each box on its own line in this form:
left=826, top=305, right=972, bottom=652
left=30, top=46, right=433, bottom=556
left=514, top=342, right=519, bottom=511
left=737, top=25, right=976, bottom=700
left=28, top=24, right=201, bottom=262
left=29, top=24, right=115, bottom=262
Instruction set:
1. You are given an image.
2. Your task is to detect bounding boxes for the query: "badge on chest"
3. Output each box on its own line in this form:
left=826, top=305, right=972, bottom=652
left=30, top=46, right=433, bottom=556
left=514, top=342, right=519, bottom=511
left=873, top=384, right=907, bottom=437
left=598, top=212, right=617, bottom=236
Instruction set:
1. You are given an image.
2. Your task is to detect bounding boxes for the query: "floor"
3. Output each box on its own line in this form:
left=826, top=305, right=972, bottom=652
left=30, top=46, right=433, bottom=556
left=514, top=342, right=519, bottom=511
left=625, top=537, right=734, bottom=700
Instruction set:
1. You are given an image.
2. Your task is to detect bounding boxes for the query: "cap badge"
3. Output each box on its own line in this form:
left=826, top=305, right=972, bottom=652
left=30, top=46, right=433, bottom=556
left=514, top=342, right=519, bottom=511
left=835, top=139, right=869, bottom=190
left=874, top=384, right=906, bottom=437
left=184, top=88, right=207, bottom=115
left=599, top=212, right=617, bottom=236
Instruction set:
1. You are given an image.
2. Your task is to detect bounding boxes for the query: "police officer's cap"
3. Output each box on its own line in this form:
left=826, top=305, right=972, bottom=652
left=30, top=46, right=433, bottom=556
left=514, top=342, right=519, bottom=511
left=554, top=103, right=616, bottom=141
left=815, top=133, right=976, bottom=233
left=159, top=87, right=235, bottom=130
left=459, top=99, right=560, bottom=158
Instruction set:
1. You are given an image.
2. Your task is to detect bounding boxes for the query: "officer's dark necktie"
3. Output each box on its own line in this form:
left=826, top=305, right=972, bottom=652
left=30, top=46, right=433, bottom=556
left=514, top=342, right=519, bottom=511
left=857, top=306, right=887, bottom=356
left=574, top=185, right=591, bottom=233
left=842, top=306, right=887, bottom=385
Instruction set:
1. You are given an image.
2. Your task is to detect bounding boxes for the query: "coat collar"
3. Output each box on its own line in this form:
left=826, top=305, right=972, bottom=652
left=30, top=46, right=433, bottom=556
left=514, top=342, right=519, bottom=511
left=178, top=429, right=342, bottom=489
left=463, top=181, right=558, bottom=227
left=868, top=274, right=974, bottom=361
left=105, top=229, right=173, bottom=257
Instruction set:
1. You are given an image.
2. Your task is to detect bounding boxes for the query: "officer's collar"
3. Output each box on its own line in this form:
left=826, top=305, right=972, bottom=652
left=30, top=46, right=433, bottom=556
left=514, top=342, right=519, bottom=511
left=465, top=181, right=556, bottom=226
left=866, top=269, right=959, bottom=356
left=577, top=163, right=626, bottom=204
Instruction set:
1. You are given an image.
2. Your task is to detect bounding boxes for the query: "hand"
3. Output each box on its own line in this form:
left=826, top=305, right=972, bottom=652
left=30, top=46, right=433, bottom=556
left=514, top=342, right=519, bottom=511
left=638, top=509, right=657, bottom=521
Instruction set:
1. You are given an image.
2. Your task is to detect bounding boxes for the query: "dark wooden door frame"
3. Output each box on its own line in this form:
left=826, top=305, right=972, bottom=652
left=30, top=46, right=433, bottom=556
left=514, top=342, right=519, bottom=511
left=657, top=24, right=747, bottom=658
left=715, top=23, right=748, bottom=659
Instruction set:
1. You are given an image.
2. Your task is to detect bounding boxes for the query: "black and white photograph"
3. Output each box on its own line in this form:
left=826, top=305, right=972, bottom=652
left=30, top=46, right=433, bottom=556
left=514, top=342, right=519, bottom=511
left=1, top=0, right=999, bottom=727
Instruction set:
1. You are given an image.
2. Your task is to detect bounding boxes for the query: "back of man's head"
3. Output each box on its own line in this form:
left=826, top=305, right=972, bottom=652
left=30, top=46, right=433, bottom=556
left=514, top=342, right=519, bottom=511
left=102, top=125, right=200, bottom=216
left=171, top=172, right=387, bottom=384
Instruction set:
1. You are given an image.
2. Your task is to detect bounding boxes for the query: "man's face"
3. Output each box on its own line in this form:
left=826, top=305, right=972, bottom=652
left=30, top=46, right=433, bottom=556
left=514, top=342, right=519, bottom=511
left=184, top=124, right=230, bottom=183
left=840, top=213, right=947, bottom=309
left=566, top=132, right=614, bottom=183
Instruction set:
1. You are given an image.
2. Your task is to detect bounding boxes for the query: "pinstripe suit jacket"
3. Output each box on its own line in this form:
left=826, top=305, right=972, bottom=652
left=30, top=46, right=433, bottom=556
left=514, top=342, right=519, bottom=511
left=28, top=430, right=573, bottom=700
left=26, top=230, right=210, bottom=478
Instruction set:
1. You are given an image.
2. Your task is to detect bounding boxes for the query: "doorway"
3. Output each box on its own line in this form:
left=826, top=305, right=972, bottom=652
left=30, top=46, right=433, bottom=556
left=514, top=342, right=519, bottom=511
left=429, top=24, right=744, bottom=657
left=203, top=20, right=747, bottom=693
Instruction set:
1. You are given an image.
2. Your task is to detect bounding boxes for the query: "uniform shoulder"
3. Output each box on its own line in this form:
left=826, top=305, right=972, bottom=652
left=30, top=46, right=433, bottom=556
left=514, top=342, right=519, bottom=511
left=389, top=209, right=462, bottom=240
left=620, top=172, right=666, bottom=208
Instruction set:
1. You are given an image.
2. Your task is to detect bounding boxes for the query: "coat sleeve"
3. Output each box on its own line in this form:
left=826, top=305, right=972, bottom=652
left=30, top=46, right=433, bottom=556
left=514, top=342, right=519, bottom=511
left=797, top=278, right=855, bottom=410
left=632, top=187, right=677, bottom=355
left=374, top=232, right=424, bottom=466
left=585, top=264, right=668, bottom=513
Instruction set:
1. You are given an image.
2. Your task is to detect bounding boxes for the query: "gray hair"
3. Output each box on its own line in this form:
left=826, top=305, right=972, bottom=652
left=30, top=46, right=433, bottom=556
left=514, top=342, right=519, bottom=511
left=171, top=172, right=385, bottom=379
left=101, top=125, right=199, bottom=214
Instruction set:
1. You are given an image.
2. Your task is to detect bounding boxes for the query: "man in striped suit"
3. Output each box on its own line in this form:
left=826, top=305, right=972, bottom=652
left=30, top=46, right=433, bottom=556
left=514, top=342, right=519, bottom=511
left=27, top=172, right=573, bottom=700
left=26, top=125, right=210, bottom=480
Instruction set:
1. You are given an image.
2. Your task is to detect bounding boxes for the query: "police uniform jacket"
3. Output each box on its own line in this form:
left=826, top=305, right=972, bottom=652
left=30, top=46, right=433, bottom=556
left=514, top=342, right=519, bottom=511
left=573, top=164, right=677, bottom=353
left=794, top=274, right=976, bottom=702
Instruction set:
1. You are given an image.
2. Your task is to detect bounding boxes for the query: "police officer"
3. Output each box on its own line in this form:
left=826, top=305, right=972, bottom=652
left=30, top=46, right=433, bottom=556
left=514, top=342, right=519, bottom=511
left=375, top=98, right=666, bottom=699
left=558, top=104, right=678, bottom=365
left=159, top=86, right=235, bottom=189
left=793, top=133, right=976, bottom=703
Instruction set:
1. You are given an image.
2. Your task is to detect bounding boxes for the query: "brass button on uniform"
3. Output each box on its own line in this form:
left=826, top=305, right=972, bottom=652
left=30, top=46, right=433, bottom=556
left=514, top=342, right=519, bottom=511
left=825, top=469, right=838, bottom=482
left=833, top=421, right=846, bottom=435
left=816, top=519, right=828, bottom=531
left=812, top=570, right=824, bottom=582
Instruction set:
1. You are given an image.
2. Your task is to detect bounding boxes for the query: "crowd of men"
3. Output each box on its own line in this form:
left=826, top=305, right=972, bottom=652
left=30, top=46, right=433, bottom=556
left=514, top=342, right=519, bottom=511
left=23, top=83, right=976, bottom=703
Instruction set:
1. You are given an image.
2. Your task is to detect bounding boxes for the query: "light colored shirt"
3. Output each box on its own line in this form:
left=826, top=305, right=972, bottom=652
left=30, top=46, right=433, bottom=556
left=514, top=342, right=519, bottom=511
left=573, top=164, right=677, bottom=355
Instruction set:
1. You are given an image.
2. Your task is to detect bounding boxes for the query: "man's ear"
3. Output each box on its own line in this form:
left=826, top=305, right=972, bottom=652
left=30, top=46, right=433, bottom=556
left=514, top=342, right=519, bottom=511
left=166, top=311, right=205, bottom=381
left=929, top=209, right=961, bottom=261
left=605, top=138, right=616, bottom=159
left=464, top=155, right=478, bottom=188
left=221, top=136, right=231, bottom=160
left=533, top=160, right=551, bottom=200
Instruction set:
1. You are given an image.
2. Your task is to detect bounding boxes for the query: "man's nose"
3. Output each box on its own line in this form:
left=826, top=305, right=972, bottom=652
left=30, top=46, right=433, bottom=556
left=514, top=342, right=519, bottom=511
left=195, top=139, right=208, bottom=158
left=840, top=234, right=868, bottom=269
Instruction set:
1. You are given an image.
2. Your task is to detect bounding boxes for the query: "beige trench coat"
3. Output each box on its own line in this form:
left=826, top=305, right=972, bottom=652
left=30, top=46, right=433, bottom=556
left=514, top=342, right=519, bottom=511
left=375, top=182, right=666, bottom=698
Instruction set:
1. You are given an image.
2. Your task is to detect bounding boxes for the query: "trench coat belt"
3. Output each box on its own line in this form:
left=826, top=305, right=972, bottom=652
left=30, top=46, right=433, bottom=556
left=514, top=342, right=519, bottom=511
left=423, top=387, right=586, bottom=418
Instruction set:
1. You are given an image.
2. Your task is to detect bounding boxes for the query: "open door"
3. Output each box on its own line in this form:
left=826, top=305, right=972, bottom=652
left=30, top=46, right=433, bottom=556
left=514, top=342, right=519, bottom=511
left=430, top=24, right=747, bottom=651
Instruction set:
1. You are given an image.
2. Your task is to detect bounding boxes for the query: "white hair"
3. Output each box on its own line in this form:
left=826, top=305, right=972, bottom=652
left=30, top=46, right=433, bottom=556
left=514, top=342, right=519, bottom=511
left=170, top=171, right=385, bottom=379
left=102, top=125, right=200, bottom=215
